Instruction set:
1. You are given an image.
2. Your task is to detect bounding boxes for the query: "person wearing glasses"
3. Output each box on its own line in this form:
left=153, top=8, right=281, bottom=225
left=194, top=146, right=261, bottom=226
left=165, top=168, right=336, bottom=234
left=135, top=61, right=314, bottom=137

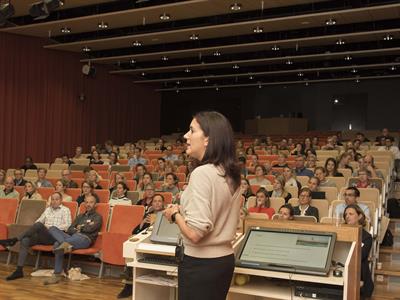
left=293, top=187, right=319, bottom=221
left=335, top=187, right=370, bottom=221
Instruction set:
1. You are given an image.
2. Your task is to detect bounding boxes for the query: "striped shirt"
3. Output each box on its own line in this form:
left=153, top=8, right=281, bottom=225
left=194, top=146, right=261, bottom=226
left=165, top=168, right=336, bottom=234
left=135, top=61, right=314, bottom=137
left=36, top=204, right=71, bottom=231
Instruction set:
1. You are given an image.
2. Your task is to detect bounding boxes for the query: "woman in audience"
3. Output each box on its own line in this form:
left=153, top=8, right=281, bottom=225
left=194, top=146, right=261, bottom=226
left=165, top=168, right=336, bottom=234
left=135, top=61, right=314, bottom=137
left=270, top=144, right=279, bottom=155
left=290, top=143, right=304, bottom=156
left=277, top=204, right=295, bottom=220
left=245, top=147, right=255, bottom=156
left=269, top=176, right=292, bottom=203
left=240, top=178, right=254, bottom=204
left=109, top=172, right=127, bottom=194
left=133, top=164, right=146, bottom=184
left=47, top=180, right=72, bottom=205
left=136, top=172, right=153, bottom=192
left=155, top=157, right=167, bottom=181
left=108, top=151, right=119, bottom=166
left=293, top=187, right=319, bottom=221
left=89, top=150, right=104, bottom=165
left=304, top=138, right=316, bottom=155
left=109, top=182, right=131, bottom=206
left=305, top=153, right=317, bottom=169
left=248, top=188, right=275, bottom=219
left=21, top=181, right=43, bottom=200
left=272, top=153, right=289, bottom=168
left=307, top=176, right=326, bottom=199
left=312, top=137, right=320, bottom=149
left=343, top=204, right=374, bottom=298
left=352, top=168, right=376, bottom=189
left=0, top=169, right=6, bottom=186
left=88, top=170, right=103, bottom=189
left=249, top=165, right=271, bottom=187
left=325, top=158, right=344, bottom=177
left=162, top=173, right=180, bottom=196
left=283, top=167, right=302, bottom=191
left=314, top=166, right=336, bottom=187
left=76, top=181, right=99, bottom=206
left=247, top=154, right=259, bottom=174
left=164, top=160, right=176, bottom=174
left=137, top=183, right=155, bottom=213
left=338, top=153, right=353, bottom=172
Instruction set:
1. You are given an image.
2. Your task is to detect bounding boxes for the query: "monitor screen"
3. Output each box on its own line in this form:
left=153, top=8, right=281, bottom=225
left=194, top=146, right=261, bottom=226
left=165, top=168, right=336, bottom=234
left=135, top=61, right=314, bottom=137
left=150, top=212, right=180, bottom=245
left=236, top=228, right=336, bottom=276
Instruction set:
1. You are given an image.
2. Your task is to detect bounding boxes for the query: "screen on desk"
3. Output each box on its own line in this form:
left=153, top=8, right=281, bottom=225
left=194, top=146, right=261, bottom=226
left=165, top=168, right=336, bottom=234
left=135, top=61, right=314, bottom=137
left=236, top=227, right=336, bottom=276
left=150, top=212, right=180, bottom=245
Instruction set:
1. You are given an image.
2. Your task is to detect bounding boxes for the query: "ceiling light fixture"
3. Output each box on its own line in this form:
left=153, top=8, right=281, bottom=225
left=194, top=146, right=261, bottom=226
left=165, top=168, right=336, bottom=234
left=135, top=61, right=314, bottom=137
left=213, top=51, right=221, bottom=56
left=233, top=64, right=239, bottom=69
left=390, top=66, right=397, bottom=71
left=60, top=27, right=71, bottom=34
left=336, top=39, right=345, bottom=45
left=230, top=3, right=242, bottom=11
left=253, top=26, right=263, bottom=33
left=98, top=21, right=108, bottom=29
left=325, top=18, right=336, bottom=26
left=159, top=13, right=170, bottom=21
left=82, top=46, right=91, bottom=52
left=384, top=34, right=393, bottom=41
left=297, top=72, right=304, bottom=77
left=286, top=60, right=293, bottom=65
left=184, top=68, right=191, bottom=73
left=249, top=75, right=254, bottom=80
left=133, top=41, right=142, bottom=47
left=344, top=55, right=352, bottom=61
left=130, top=58, right=136, bottom=64
left=161, top=56, right=168, bottom=61
left=189, top=34, right=199, bottom=40
left=141, top=72, right=146, bottom=76
left=271, top=45, right=280, bottom=51
left=204, top=78, right=209, bottom=83
left=351, top=68, right=357, bottom=73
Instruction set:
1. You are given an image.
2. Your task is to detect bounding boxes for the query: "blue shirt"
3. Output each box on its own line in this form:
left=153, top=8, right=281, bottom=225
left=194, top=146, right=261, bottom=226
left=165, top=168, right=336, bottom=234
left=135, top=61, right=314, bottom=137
left=295, top=167, right=314, bottom=178
left=128, top=157, right=147, bottom=168
left=335, top=203, right=371, bottom=221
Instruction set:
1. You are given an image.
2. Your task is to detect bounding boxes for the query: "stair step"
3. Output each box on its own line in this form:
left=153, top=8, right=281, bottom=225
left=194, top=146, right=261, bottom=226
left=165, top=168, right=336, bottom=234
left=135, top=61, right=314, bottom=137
left=372, top=283, right=400, bottom=299
left=376, top=262, right=400, bottom=277
left=380, top=247, right=400, bottom=254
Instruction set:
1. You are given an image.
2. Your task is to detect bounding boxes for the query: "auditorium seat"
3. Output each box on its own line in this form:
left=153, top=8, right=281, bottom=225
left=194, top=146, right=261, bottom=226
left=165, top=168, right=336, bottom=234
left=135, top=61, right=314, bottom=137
left=49, top=163, right=68, bottom=170
left=126, top=180, right=137, bottom=191
left=94, top=189, right=110, bottom=203
left=92, top=165, right=109, bottom=172
left=270, top=197, right=285, bottom=213
left=66, top=188, right=81, bottom=202
left=319, top=186, right=338, bottom=203
left=293, top=215, right=318, bottom=223
left=158, top=192, right=173, bottom=204
left=247, top=212, right=269, bottom=220
left=0, top=198, right=19, bottom=251
left=325, top=176, right=346, bottom=191
left=37, top=187, right=55, bottom=201
left=35, top=163, right=50, bottom=170
left=127, top=191, right=140, bottom=203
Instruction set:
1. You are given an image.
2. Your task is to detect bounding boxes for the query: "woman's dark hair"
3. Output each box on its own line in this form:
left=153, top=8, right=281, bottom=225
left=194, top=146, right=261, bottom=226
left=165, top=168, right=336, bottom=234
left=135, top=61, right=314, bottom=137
left=109, top=151, right=119, bottom=164
left=324, top=157, right=338, bottom=174
left=254, top=164, right=267, bottom=175
left=153, top=193, right=165, bottom=202
left=193, top=111, right=241, bottom=190
left=165, top=172, right=178, bottom=184
left=343, top=204, right=366, bottom=227
left=81, top=181, right=95, bottom=190
left=241, top=178, right=253, bottom=198
left=116, top=182, right=129, bottom=196
left=245, top=147, right=255, bottom=155
left=279, top=204, right=294, bottom=217
left=256, top=187, right=270, bottom=208
left=158, top=157, right=166, bottom=162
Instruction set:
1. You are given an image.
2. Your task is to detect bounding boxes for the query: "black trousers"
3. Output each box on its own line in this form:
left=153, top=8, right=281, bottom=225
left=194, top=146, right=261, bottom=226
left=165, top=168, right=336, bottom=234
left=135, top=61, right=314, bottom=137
left=178, top=254, right=235, bottom=300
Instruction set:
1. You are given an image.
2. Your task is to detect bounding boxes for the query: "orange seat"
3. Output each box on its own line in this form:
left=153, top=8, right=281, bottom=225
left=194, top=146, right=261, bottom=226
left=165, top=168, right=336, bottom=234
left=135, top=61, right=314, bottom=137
left=91, top=165, right=109, bottom=172
left=74, top=178, right=85, bottom=187
left=70, top=171, right=85, bottom=179
left=98, top=170, right=110, bottom=179
left=126, top=180, right=137, bottom=191
left=14, top=186, right=25, bottom=200
left=175, top=172, right=186, bottom=182
left=66, top=188, right=81, bottom=202
left=158, top=192, right=173, bottom=204
left=37, top=187, right=55, bottom=201
left=119, top=159, right=128, bottom=165
left=0, top=198, right=19, bottom=250
left=177, top=165, right=187, bottom=174
left=145, top=165, right=154, bottom=172
left=98, top=179, right=110, bottom=189
left=48, top=178, right=59, bottom=187
left=250, top=185, right=261, bottom=195
left=94, top=189, right=110, bottom=203
left=154, top=181, right=163, bottom=190
left=62, top=201, right=78, bottom=222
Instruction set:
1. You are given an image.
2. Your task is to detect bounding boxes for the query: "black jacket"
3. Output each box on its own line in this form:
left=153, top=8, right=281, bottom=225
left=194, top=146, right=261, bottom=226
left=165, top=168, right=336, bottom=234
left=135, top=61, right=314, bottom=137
left=293, top=205, right=319, bottom=221
left=66, top=210, right=102, bottom=243
left=361, top=229, right=374, bottom=297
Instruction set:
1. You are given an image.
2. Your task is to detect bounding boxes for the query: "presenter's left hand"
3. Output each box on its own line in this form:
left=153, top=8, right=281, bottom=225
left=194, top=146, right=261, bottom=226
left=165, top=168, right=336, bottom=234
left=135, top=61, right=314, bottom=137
left=163, top=204, right=180, bottom=223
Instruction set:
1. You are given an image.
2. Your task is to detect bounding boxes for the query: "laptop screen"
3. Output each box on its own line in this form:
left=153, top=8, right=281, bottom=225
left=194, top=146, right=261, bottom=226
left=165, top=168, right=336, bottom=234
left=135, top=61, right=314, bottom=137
left=236, top=227, right=336, bottom=276
left=150, top=212, right=180, bottom=245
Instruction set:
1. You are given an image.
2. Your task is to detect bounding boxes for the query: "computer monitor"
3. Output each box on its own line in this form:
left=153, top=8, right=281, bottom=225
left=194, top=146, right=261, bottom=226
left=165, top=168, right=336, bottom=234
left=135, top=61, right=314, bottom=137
left=150, top=212, right=180, bottom=245
left=236, top=227, right=336, bottom=276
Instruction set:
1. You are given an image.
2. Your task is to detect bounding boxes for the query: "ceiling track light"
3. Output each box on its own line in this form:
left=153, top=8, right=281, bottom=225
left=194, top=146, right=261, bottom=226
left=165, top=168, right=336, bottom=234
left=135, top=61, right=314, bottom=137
left=133, top=40, right=142, bottom=47
left=161, top=56, right=168, bottom=61
left=98, top=21, right=108, bottom=29
left=249, top=75, right=254, bottom=80
left=60, top=27, right=71, bottom=33
left=233, top=64, right=239, bottom=69
left=159, top=13, right=170, bottom=20
left=344, top=55, right=352, bottom=61
left=286, top=60, right=293, bottom=65
left=297, top=72, right=304, bottom=77
left=390, top=66, right=397, bottom=71
left=82, top=46, right=91, bottom=52
left=213, top=51, right=221, bottom=56
left=253, top=26, right=263, bottom=33
left=141, top=72, right=146, bottom=76
left=230, top=3, right=242, bottom=11
left=189, top=34, right=199, bottom=40
left=325, top=18, right=337, bottom=26
left=336, top=39, right=345, bottom=45
left=130, top=58, right=136, bottom=64
left=184, top=68, right=191, bottom=73
left=271, top=45, right=280, bottom=51
left=384, top=34, right=393, bottom=41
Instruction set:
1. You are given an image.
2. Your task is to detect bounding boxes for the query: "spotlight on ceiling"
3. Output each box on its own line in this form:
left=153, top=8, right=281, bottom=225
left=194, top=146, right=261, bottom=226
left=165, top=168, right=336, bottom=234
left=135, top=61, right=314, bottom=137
left=325, top=18, right=336, bottom=26
left=336, top=39, right=345, bottom=45
left=29, top=0, right=64, bottom=21
left=0, top=2, right=15, bottom=26
left=230, top=3, right=242, bottom=11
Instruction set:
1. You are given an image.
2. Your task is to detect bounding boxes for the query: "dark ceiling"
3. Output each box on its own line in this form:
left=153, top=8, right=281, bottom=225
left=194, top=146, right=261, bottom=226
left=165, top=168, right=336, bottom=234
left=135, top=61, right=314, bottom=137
left=2, top=0, right=400, bottom=92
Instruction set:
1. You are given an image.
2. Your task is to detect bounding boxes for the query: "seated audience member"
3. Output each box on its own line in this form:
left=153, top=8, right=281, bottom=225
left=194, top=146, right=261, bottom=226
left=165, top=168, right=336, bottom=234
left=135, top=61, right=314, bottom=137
left=87, top=170, right=103, bottom=189
left=245, top=146, right=255, bottom=156
left=353, top=139, right=362, bottom=151
left=0, top=192, right=71, bottom=280
left=133, top=164, right=146, bottom=184
left=304, top=138, right=316, bottom=154
left=89, top=150, right=104, bottom=165
left=103, top=140, right=114, bottom=155
left=76, top=182, right=99, bottom=206
left=283, top=167, right=302, bottom=190
left=354, top=155, right=384, bottom=180
left=270, top=144, right=279, bottom=155
left=47, top=180, right=73, bottom=205
left=294, top=155, right=314, bottom=177
left=83, top=166, right=93, bottom=181
left=0, top=169, right=6, bottom=186
left=155, top=139, right=167, bottom=152
left=241, top=178, right=254, bottom=204
left=343, top=205, right=374, bottom=298
left=268, top=176, right=292, bottom=203
left=21, top=181, right=43, bottom=200
left=155, top=157, right=167, bottom=181
left=312, top=137, right=320, bottom=149
left=136, top=172, right=153, bottom=192
left=307, top=176, right=326, bottom=199
left=321, top=136, right=338, bottom=150
left=238, top=156, right=249, bottom=178
left=128, top=148, right=147, bottom=169
left=277, top=204, right=295, bottom=220
left=346, top=147, right=359, bottom=161
left=356, top=132, right=370, bottom=144
left=163, top=145, right=178, bottom=162
left=305, top=154, right=317, bottom=169
left=248, top=188, right=275, bottom=219
left=279, top=138, right=289, bottom=151
left=44, top=195, right=102, bottom=285
left=61, top=154, right=75, bottom=166
left=73, top=146, right=83, bottom=159
left=20, top=156, right=38, bottom=172
left=161, top=173, right=180, bottom=196
left=108, top=151, right=120, bottom=166
left=314, top=166, right=336, bottom=188
left=293, top=187, right=319, bottom=221
left=137, top=184, right=155, bottom=213
left=291, top=143, right=304, bottom=156
left=338, top=153, right=353, bottom=172
left=110, top=172, right=127, bottom=194
left=325, top=158, right=344, bottom=177
left=61, top=169, right=78, bottom=188
left=379, top=137, right=400, bottom=178
left=273, top=153, right=289, bottom=168
left=352, top=168, right=376, bottom=189
left=35, top=168, right=53, bottom=188
left=249, top=165, right=271, bottom=187
left=13, top=169, right=27, bottom=187
left=109, top=182, right=131, bottom=206
left=375, top=128, right=393, bottom=146
left=0, top=176, right=20, bottom=199
left=335, top=187, right=370, bottom=221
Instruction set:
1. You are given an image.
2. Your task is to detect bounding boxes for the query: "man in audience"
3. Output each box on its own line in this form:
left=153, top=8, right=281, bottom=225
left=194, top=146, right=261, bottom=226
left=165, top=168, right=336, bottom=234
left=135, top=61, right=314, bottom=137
left=314, top=166, right=336, bottom=188
left=0, top=192, right=71, bottom=280
left=61, top=154, right=75, bottom=166
left=61, top=169, right=78, bottom=188
left=356, top=132, right=370, bottom=144
left=20, top=156, right=37, bottom=172
left=35, top=168, right=53, bottom=188
left=128, top=147, right=147, bottom=170
left=73, top=146, right=83, bottom=159
left=13, top=169, right=27, bottom=187
left=307, top=176, right=326, bottom=199
left=321, top=136, right=338, bottom=150
left=294, top=155, right=314, bottom=177
left=379, top=137, right=400, bottom=180
left=137, top=183, right=155, bottom=214
left=44, top=195, right=102, bottom=285
left=0, top=176, right=20, bottom=199
left=375, top=128, right=393, bottom=145
left=335, top=187, right=370, bottom=220
left=356, top=155, right=385, bottom=180
left=163, top=145, right=178, bottom=162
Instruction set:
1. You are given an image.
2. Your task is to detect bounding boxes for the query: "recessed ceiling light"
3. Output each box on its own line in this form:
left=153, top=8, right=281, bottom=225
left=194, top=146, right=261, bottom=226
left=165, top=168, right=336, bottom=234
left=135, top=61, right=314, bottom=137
left=334, top=98, right=339, bottom=104
left=130, top=58, right=136, bottom=64
left=230, top=3, right=242, bottom=11
left=271, top=45, right=280, bottom=51
left=176, top=81, right=181, bottom=85
left=286, top=60, right=293, bottom=65
left=249, top=75, right=254, bottom=80
left=390, top=66, right=397, bottom=71
left=325, top=18, right=336, bottom=26
left=159, top=13, right=170, bottom=20
left=161, top=56, right=168, bottom=61
left=82, top=46, right=91, bottom=52
left=133, top=41, right=142, bottom=47
left=344, top=55, right=352, bottom=61
left=257, top=81, right=262, bottom=88
left=213, top=51, right=221, bottom=56
left=355, top=78, right=360, bottom=83
left=61, top=27, right=71, bottom=33
left=98, top=21, right=108, bottom=29
left=305, top=82, right=309, bottom=86
left=204, top=78, right=209, bottom=83
left=189, top=34, right=199, bottom=40
left=253, top=26, right=263, bottom=33
left=233, top=64, right=239, bottom=69
left=336, top=39, right=345, bottom=45
left=141, top=72, right=146, bottom=76
left=351, top=68, right=357, bottom=73
left=384, top=34, right=393, bottom=41
left=297, top=72, right=304, bottom=77
left=176, top=89, right=180, bottom=93
left=184, top=68, right=191, bottom=73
